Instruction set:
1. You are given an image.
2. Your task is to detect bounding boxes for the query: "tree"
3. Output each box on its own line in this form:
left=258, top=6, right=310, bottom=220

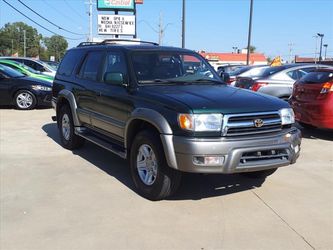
left=43, top=35, right=68, bottom=61
left=0, top=22, right=42, bottom=57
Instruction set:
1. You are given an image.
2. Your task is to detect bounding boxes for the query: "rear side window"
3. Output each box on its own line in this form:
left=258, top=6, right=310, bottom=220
left=79, top=51, right=104, bottom=81
left=299, top=71, right=333, bottom=84
left=58, top=50, right=83, bottom=76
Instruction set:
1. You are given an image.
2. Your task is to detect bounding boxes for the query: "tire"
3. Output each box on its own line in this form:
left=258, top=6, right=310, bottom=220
left=240, top=168, right=277, bottom=179
left=299, top=122, right=315, bottom=129
left=130, top=130, right=182, bottom=201
left=58, top=105, right=85, bottom=150
left=14, top=90, right=37, bottom=110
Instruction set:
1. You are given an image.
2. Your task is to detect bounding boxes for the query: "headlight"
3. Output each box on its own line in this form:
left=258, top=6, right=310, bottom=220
left=178, top=113, right=223, bottom=131
left=32, top=85, right=52, bottom=91
left=279, top=108, right=295, bottom=125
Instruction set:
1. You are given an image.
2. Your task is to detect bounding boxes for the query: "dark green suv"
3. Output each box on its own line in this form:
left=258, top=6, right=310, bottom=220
left=52, top=40, right=301, bottom=200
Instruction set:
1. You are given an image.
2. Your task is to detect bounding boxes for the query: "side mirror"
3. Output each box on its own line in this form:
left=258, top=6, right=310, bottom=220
left=104, top=72, right=128, bottom=86
left=220, top=72, right=230, bottom=83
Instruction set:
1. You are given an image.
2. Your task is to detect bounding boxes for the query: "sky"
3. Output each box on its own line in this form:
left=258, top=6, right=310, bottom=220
left=0, top=0, right=332, bottom=60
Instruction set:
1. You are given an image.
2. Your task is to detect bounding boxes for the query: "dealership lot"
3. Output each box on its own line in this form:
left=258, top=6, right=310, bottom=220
left=1, top=108, right=332, bottom=250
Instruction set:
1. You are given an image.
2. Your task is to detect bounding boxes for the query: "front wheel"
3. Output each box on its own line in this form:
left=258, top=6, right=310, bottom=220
left=14, top=90, right=37, bottom=110
left=240, top=168, right=277, bottom=179
left=58, top=105, right=85, bottom=150
left=130, top=130, right=181, bottom=201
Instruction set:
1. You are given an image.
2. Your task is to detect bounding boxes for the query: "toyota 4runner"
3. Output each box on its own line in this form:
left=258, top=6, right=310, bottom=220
left=52, top=40, right=301, bottom=200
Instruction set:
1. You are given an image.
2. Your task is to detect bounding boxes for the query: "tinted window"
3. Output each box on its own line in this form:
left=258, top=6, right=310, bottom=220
left=299, top=71, right=333, bottom=84
left=58, top=50, right=83, bottom=77
left=79, top=51, right=104, bottom=81
left=0, top=64, right=25, bottom=78
left=287, top=70, right=298, bottom=80
left=101, top=51, right=127, bottom=84
left=260, top=66, right=286, bottom=77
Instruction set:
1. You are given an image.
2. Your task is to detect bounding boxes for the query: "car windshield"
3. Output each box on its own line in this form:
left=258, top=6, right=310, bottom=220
left=240, top=66, right=268, bottom=77
left=257, top=66, right=287, bottom=78
left=0, top=64, right=25, bottom=78
left=229, top=66, right=252, bottom=76
left=132, top=51, right=221, bottom=84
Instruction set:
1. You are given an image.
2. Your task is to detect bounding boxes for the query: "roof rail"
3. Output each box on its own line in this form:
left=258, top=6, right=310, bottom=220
left=77, top=42, right=100, bottom=47
left=100, top=39, right=159, bottom=46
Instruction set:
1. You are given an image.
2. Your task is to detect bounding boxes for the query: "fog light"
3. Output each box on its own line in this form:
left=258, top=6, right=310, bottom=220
left=193, top=156, right=225, bottom=166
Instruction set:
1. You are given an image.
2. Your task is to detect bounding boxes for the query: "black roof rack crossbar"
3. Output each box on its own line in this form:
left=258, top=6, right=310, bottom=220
left=77, top=42, right=100, bottom=47
left=100, top=39, right=159, bottom=46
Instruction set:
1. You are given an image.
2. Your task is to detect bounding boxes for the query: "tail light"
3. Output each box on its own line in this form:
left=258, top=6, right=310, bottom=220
left=251, top=82, right=268, bottom=92
left=320, top=82, right=333, bottom=94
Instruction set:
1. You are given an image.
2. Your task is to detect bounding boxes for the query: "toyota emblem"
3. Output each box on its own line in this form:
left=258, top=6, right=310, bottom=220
left=254, top=119, right=264, bottom=128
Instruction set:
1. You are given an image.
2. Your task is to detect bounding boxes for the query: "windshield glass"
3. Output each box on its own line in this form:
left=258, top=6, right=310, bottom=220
left=132, top=51, right=221, bottom=84
left=240, top=66, right=268, bottom=77
left=0, top=64, right=25, bottom=78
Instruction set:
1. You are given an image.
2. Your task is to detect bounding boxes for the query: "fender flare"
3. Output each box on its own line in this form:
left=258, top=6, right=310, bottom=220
left=125, top=108, right=178, bottom=169
left=56, top=89, right=81, bottom=126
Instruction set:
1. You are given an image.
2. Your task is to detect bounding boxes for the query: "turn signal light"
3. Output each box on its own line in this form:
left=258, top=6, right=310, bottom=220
left=251, top=82, right=268, bottom=92
left=178, top=114, right=193, bottom=130
left=320, top=82, right=333, bottom=94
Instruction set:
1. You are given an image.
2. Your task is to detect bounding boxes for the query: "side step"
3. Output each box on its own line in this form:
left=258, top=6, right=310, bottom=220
left=75, top=128, right=127, bottom=159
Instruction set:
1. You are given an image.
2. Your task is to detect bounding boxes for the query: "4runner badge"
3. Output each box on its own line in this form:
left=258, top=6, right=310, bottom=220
left=254, top=119, right=264, bottom=128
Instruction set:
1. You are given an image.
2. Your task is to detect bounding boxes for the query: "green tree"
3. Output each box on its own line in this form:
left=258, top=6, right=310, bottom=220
left=43, top=35, right=68, bottom=61
left=0, top=22, right=42, bottom=57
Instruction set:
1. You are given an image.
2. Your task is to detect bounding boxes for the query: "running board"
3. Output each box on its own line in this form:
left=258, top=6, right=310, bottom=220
left=75, top=128, right=127, bottom=159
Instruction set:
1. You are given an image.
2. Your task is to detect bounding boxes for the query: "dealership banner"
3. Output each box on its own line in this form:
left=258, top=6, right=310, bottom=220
left=97, top=0, right=135, bottom=11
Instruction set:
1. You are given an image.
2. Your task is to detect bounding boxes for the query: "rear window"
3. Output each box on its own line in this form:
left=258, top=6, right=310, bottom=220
left=299, top=71, right=333, bottom=84
left=58, top=50, right=83, bottom=76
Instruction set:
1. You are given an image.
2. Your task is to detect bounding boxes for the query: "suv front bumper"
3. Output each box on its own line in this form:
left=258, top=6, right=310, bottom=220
left=161, top=128, right=301, bottom=174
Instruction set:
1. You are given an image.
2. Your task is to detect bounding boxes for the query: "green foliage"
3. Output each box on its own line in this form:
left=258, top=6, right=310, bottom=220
left=43, top=35, right=68, bottom=61
left=0, top=22, right=68, bottom=61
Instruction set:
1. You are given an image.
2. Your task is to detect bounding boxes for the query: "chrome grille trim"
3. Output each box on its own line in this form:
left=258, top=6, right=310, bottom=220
left=222, top=111, right=282, bottom=136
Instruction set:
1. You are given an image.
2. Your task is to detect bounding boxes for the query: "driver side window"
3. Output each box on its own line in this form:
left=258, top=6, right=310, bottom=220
left=101, top=51, right=128, bottom=85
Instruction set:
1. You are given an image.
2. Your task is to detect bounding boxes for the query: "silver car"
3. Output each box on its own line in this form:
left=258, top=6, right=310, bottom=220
left=235, top=64, right=329, bottom=100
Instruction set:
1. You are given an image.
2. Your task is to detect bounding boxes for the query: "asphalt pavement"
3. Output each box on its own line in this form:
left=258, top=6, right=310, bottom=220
left=1, top=108, right=332, bottom=250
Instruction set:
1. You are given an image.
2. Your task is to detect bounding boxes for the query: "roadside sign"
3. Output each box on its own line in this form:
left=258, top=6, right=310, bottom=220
left=135, top=0, right=143, bottom=4
left=97, top=0, right=135, bottom=11
left=98, top=14, right=135, bottom=35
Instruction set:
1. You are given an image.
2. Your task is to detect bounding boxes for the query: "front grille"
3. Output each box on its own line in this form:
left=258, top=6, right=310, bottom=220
left=239, top=149, right=289, bottom=166
left=222, top=112, right=282, bottom=136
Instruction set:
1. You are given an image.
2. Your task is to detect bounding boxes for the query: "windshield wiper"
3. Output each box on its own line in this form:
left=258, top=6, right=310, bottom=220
left=190, top=78, right=224, bottom=84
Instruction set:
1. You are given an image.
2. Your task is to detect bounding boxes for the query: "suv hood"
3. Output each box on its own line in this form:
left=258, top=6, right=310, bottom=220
left=141, top=84, right=289, bottom=114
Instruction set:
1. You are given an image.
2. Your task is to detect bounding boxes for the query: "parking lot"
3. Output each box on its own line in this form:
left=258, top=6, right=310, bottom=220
left=1, top=108, right=332, bottom=250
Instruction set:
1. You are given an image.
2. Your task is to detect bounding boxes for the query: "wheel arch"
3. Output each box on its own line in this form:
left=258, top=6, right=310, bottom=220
left=56, top=89, right=81, bottom=127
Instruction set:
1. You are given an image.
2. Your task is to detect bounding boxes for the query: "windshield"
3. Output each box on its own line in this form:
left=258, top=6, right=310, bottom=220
left=0, top=64, right=25, bottom=78
left=240, top=66, right=268, bottom=77
left=132, top=51, right=221, bottom=84
left=258, top=66, right=286, bottom=78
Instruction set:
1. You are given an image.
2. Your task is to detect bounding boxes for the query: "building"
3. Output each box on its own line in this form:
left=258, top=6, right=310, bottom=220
left=199, top=51, right=268, bottom=70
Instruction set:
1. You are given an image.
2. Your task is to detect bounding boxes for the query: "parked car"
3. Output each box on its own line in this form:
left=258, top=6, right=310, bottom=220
left=235, top=64, right=329, bottom=100
left=217, top=64, right=244, bottom=73
left=290, top=68, right=333, bottom=129
left=0, top=64, right=52, bottom=110
left=0, top=59, right=53, bottom=83
left=0, top=57, right=56, bottom=77
left=220, top=65, right=267, bottom=85
left=52, top=39, right=301, bottom=200
left=41, top=60, right=60, bottom=70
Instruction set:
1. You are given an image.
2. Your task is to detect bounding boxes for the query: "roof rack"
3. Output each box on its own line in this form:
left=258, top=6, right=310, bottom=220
left=100, top=39, right=159, bottom=46
left=77, top=42, right=100, bottom=47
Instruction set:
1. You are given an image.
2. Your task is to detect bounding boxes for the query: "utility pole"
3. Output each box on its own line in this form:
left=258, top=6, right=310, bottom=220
left=246, top=0, right=254, bottom=65
left=23, top=30, right=26, bottom=57
left=159, top=12, right=163, bottom=45
left=317, top=33, right=324, bottom=62
left=288, top=42, right=294, bottom=63
left=323, top=44, right=328, bottom=60
left=182, top=0, right=185, bottom=48
left=313, top=35, right=318, bottom=63
left=88, top=0, right=93, bottom=42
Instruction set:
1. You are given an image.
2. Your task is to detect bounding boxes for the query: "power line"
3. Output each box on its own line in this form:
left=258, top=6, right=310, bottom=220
left=17, top=0, right=86, bottom=36
left=1, top=0, right=85, bottom=40
left=63, top=0, right=86, bottom=20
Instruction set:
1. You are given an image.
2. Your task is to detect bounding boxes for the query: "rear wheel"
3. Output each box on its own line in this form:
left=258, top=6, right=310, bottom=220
left=240, top=168, right=277, bottom=179
left=130, top=130, right=181, bottom=201
left=58, top=105, right=85, bottom=150
left=14, top=90, right=37, bottom=110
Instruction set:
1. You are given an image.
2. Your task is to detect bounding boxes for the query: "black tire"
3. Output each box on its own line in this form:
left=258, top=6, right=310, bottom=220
left=299, top=122, right=315, bottom=129
left=240, top=168, right=277, bottom=179
left=130, top=130, right=182, bottom=201
left=58, top=105, right=85, bottom=150
left=14, top=90, right=37, bottom=110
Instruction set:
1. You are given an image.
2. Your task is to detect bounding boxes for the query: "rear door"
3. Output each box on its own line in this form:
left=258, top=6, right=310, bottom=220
left=0, top=72, right=12, bottom=105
